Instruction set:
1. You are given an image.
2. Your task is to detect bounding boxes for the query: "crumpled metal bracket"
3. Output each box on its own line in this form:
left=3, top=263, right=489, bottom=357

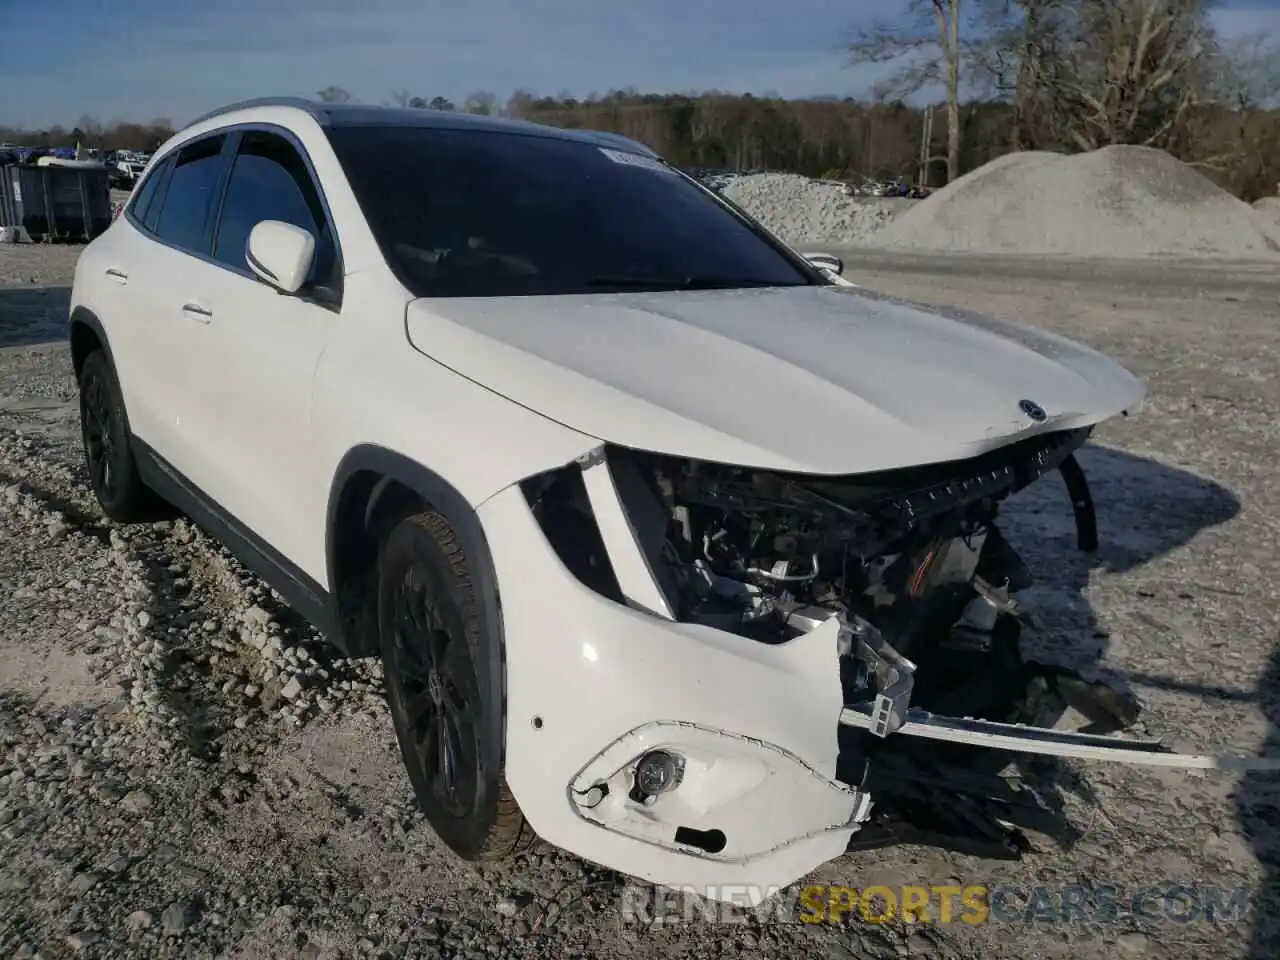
left=839, top=614, right=916, bottom=738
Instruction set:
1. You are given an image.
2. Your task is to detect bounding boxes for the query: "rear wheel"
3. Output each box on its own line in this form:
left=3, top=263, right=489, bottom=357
left=78, top=350, right=163, bottom=523
left=377, top=509, right=535, bottom=861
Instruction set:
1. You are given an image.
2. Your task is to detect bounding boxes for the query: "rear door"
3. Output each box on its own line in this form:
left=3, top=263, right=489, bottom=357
left=92, top=153, right=171, bottom=444
left=181, top=127, right=344, bottom=563
left=120, top=133, right=233, bottom=479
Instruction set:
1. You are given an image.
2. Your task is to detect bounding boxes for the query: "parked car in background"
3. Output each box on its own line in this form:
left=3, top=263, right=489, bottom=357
left=683, top=167, right=741, bottom=193
left=110, top=150, right=152, bottom=190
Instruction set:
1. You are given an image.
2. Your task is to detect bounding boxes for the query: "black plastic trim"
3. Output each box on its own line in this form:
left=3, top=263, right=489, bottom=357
left=131, top=437, right=345, bottom=650
left=518, top=463, right=626, bottom=605
left=324, top=445, right=507, bottom=760
left=244, top=247, right=279, bottom=283
left=123, top=155, right=173, bottom=233
left=68, top=306, right=115, bottom=379
left=1058, top=453, right=1098, bottom=551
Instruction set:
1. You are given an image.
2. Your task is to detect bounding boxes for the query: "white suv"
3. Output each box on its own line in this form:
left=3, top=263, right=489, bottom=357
left=69, top=98, right=1150, bottom=901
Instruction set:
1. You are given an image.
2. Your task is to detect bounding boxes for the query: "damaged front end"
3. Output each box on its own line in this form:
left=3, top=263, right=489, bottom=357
left=518, top=427, right=1155, bottom=861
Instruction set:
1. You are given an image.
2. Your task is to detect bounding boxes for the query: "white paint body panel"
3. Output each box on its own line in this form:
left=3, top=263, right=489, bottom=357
left=70, top=101, right=1149, bottom=903
left=405, top=286, right=1144, bottom=475
left=479, top=484, right=858, bottom=899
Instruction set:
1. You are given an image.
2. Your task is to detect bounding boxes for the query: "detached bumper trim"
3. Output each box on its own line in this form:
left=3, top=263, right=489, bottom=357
left=839, top=706, right=1280, bottom=771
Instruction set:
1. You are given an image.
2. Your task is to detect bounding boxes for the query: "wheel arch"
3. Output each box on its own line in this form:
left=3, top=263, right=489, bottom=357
left=69, top=306, right=115, bottom=380
left=324, top=444, right=508, bottom=754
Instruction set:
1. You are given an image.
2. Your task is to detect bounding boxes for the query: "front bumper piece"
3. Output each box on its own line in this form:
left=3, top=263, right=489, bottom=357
left=478, top=472, right=1275, bottom=907
left=479, top=483, right=866, bottom=903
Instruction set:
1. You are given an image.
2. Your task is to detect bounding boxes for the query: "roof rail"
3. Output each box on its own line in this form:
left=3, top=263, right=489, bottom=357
left=182, top=97, right=329, bottom=132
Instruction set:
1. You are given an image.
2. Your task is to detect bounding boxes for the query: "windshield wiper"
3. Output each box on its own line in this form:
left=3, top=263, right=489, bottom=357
left=585, top=275, right=782, bottom=290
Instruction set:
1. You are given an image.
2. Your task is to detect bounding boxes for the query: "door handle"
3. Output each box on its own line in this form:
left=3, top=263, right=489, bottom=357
left=105, top=268, right=128, bottom=283
left=181, top=302, right=213, bottom=323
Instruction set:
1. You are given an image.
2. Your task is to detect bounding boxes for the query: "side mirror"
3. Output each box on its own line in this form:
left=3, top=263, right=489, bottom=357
left=803, top=252, right=844, bottom=276
left=246, top=220, right=316, bottom=294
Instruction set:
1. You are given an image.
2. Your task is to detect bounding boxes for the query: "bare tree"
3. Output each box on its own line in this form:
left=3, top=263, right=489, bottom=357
left=1195, top=31, right=1280, bottom=189
left=462, top=91, right=497, bottom=115
left=981, top=0, right=1238, bottom=155
left=503, top=89, right=537, bottom=119
left=1213, top=32, right=1280, bottom=110
left=75, top=115, right=104, bottom=148
left=848, top=0, right=972, bottom=182
left=1053, top=0, right=1225, bottom=152
left=315, top=86, right=353, bottom=104
left=972, top=0, right=1070, bottom=148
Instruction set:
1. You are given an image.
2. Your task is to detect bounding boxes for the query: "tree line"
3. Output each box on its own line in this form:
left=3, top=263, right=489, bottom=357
left=4, top=0, right=1276, bottom=200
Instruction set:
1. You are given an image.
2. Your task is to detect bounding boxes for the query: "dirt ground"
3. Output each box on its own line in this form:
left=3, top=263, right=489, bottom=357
left=1, top=242, right=1277, bottom=960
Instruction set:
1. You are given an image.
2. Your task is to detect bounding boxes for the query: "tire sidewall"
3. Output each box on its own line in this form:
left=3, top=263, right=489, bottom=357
left=78, top=351, right=137, bottom=517
left=376, top=514, right=504, bottom=857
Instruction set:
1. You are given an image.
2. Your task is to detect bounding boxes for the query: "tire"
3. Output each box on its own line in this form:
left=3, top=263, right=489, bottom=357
left=376, top=509, right=536, bottom=861
left=77, top=350, right=163, bottom=523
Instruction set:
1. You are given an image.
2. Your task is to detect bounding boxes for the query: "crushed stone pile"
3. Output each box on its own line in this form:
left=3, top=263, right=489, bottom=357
left=722, top=173, right=909, bottom=247
left=1253, top=196, right=1280, bottom=225
left=873, top=145, right=1280, bottom=260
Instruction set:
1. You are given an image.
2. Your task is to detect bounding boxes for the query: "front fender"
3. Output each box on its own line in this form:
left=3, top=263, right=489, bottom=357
left=324, top=443, right=510, bottom=768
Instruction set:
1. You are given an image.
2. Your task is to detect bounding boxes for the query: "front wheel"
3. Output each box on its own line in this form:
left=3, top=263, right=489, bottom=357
left=377, top=509, right=535, bottom=861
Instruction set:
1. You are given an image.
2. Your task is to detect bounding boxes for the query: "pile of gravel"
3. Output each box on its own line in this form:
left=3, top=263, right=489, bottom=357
left=1254, top=196, right=1280, bottom=225
left=721, top=173, right=908, bottom=247
left=873, top=145, right=1280, bottom=260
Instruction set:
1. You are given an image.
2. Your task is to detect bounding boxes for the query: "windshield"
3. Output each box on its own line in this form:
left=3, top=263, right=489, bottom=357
left=325, top=124, right=815, bottom=297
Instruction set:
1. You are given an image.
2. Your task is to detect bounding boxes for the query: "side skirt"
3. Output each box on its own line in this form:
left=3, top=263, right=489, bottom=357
left=131, top=437, right=351, bottom=654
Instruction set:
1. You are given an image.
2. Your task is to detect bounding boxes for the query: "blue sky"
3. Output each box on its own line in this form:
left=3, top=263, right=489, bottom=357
left=2, top=0, right=1278, bottom=128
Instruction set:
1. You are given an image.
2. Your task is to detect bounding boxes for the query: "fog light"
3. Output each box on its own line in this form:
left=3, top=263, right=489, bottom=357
left=633, top=750, right=684, bottom=802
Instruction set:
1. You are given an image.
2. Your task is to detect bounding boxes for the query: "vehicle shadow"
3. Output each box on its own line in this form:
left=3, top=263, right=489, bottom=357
left=1000, top=442, right=1241, bottom=684
left=0, top=284, right=72, bottom=349
left=1238, top=648, right=1280, bottom=958
left=1000, top=442, right=1280, bottom=956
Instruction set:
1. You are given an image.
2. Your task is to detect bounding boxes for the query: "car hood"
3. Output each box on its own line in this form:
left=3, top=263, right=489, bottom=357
left=404, top=285, right=1144, bottom=476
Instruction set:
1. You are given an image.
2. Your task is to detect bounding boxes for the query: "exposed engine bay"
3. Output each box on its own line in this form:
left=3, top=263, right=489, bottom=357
left=522, top=427, right=1148, bottom=859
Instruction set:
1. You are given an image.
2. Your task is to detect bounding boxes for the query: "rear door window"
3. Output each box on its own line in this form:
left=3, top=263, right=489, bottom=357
left=127, top=158, right=168, bottom=230
left=152, top=135, right=227, bottom=254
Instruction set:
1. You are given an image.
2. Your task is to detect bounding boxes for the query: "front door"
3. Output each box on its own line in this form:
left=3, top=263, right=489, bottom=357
left=177, top=128, right=345, bottom=566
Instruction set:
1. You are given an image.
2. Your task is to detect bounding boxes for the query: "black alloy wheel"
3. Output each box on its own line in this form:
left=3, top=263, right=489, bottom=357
left=77, top=350, right=160, bottom=522
left=385, top=559, right=482, bottom=821
left=376, top=511, right=534, bottom=861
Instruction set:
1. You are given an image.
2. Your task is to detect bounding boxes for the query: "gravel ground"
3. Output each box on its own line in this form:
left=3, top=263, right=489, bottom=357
left=1, top=244, right=1278, bottom=960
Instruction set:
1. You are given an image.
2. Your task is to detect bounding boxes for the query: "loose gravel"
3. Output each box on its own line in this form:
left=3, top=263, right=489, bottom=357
left=871, top=146, right=1280, bottom=259
left=1253, top=197, right=1280, bottom=225
left=721, top=149, right=1280, bottom=261
left=721, top=173, right=909, bottom=247
left=2, top=243, right=1279, bottom=960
